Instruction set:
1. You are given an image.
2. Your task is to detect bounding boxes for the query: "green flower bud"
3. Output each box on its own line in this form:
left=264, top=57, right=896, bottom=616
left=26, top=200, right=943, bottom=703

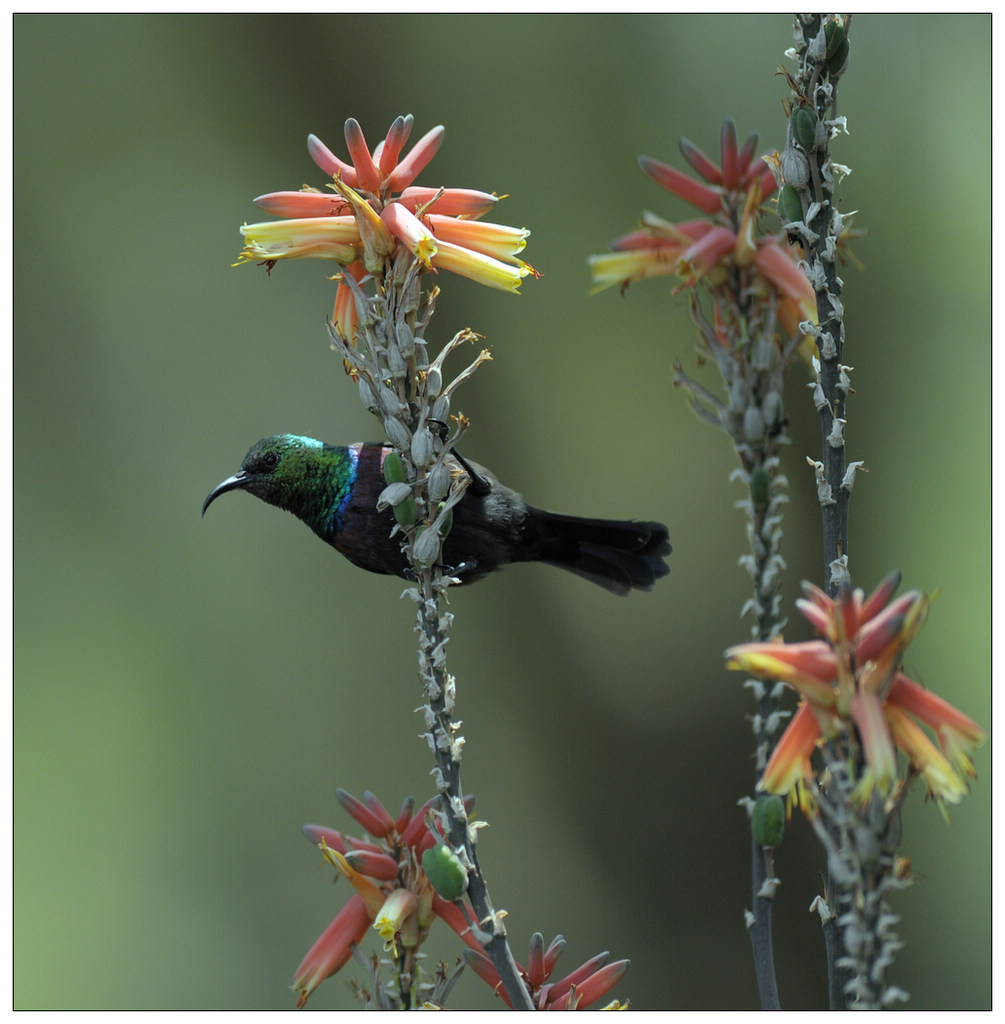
left=824, top=16, right=846, bottom=59
left=749, top=467, right=770, bottom=507
left=422, top=843, right=468, bottom=901
left=383, top=450, right=408, bottom=485
left=777, top=184, right=803, bottom=225
left=827, top=35, right=850, bottom=77
left=791, top=106, right=818, bottom=153
left=752, top=794, right=786, bottom=849
left=393, top=496, right=417, bottom=528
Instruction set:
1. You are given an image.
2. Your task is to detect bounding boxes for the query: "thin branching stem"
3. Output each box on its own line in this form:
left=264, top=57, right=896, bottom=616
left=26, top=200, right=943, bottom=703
left=332, top=261, right=532, bottom=1009
left=780, top=15, right=912, bottom=1008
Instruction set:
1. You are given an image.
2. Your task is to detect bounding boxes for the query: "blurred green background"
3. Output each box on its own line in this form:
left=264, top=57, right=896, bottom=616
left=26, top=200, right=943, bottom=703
left=15, top=14, right=989, bottom=1010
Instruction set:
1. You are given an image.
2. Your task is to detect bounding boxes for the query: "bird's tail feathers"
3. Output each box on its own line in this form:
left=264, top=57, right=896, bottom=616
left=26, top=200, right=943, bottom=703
left=524, top=509, right=671, bottom=596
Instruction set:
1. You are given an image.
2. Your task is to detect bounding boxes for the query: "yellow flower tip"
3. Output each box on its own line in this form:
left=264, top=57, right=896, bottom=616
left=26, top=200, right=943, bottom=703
left=851, top=767, right=885, bottom=807
left=732, top=184, right=763, bottom=267
left=231, top=252, right=272, bottom=270
left=427, top=214, right=530, bottom=260
left=319, top=839, right=386, bottom=916
left=588, top=249, right=681, bottom=290
left=885, top=704, right=971, bottom=805
left=329, top=179, right=395, bottom=269
left=373, top=889, right=419, bottom=956
left=414, top=237, right=437, bottom=267
left=238, top=217, right=361, bottom=265
left=290, top=894, right=372, bottom=1008
left=319, top=839, right=351, bottom=876
left=850, top=691, right=897, bottom=798
left=430, top=239, right=529, bottom=293
left=944, top=729, right=985, bottom=780
left=760, top=701, right=820, bottom=800
left=724, top=639, right=837, bottom=706
left=381, top=202, right=438, bottom=267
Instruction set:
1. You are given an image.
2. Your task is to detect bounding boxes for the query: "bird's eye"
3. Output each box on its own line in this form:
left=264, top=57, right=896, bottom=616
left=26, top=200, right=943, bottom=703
left=263, top=452, right=279, bottom=468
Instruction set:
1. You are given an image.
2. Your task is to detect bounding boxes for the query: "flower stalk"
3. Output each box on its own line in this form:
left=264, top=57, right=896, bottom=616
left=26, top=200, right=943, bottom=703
left=776, top=15, right=855, bottom=594
left=774, top=15, right=866, bottom=1004
left=590, top=114, right=819, bottom=1008
left=326, top=264, right=530, bottom=1004
left=243, top=115, right=537, bottom=1009
left=727, top=573, right=985, bottom=1008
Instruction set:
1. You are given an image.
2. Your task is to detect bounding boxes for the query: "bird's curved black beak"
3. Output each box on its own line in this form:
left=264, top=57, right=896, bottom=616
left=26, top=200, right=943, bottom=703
left=202, top=470, right=248, bottom=517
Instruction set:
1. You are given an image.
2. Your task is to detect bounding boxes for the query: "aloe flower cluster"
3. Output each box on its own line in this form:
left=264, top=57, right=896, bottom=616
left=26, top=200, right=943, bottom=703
left=292, top=789, right=629, bottom=1010
left=291, top=789, right=463, bottom=1008
left=590, top=121, right=818, bottom=656
left=466, top=932, right=629, bottom=1011
left=238, top=115, right=534, bottom=342
left=589, top=118, right=814, bottom=350
left=726, top=571, right=984, bottom=1007
left=726, top=571, right=985, bottom=815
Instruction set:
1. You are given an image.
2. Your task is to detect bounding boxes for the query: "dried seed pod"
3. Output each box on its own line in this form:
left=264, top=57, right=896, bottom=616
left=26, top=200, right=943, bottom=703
left=378, top=385, right=405, bottom=417
left=412, top=524, right=442, bottom=569
left=780, top=146, right=810, bottom=190
left=431, top=395, right=451, bottom=424
left=428, top=460, right=451, bottom=503
left=377, top=482, right=412, bottom=510
left=436, top=504, right=454, bottom=539
left=411, top=426, right=435, bottom=469
left=358, top=379, right=380, bottom=414
left=386, top=341, right=407, bottom=380
left=424, top=365, right=442, bottom=400
left=744, top=405, right=766, bottom=444
left=383, top=416, right=412, bottom=451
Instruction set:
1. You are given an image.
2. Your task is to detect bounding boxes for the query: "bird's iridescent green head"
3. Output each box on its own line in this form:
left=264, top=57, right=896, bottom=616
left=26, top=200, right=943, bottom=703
left=202, top=434, right=329, bottom=518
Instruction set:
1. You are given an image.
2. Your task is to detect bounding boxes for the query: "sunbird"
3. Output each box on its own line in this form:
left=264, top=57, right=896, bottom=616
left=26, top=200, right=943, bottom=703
left=203, top=434, right=671, bottom=596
